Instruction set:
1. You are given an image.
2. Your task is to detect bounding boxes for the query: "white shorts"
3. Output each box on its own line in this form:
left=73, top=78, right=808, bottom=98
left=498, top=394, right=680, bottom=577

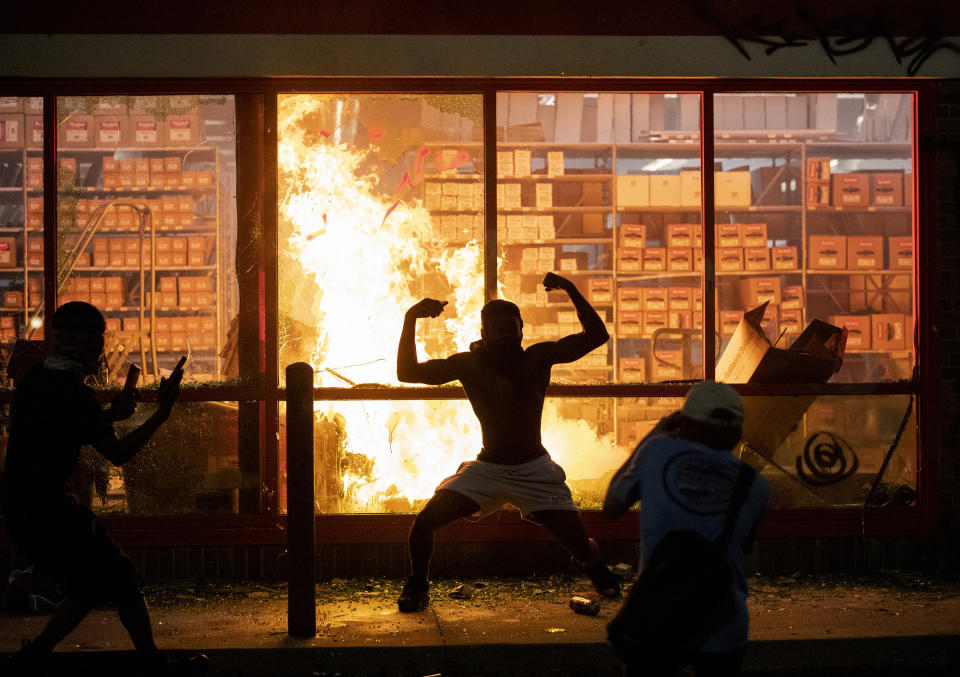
left=436, top=454, right=577, bottom=519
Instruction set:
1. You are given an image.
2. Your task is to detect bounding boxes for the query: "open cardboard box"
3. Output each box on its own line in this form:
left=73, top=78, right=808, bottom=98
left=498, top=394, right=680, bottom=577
left=716, top=302, right=846, bottom=461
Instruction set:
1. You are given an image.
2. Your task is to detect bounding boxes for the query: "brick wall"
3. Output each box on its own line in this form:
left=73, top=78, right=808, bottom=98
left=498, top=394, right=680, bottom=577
left=936, top=79, right=960, bottom=567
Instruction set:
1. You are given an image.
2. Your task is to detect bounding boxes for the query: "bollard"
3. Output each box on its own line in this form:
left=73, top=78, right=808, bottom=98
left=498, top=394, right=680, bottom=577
left=286, top=362, right=316, bottom=638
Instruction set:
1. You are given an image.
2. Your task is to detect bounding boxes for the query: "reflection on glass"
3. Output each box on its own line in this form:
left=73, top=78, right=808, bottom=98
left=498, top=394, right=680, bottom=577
left=73, top=401, right=240, bottom=515
left=55, top=95, right=239, bottom=386
left=713, top=93, right=915, bottom=383
left=0, top=97, right=44, bottom=386
left=741, top=395, right=916, bottom=509
left=496, top=92, right=703, bottom=383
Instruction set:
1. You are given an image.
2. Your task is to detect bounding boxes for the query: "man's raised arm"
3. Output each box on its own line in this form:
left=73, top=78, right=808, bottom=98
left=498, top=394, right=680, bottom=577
left=397, top=298, right=460, bottom=385
left=543, top=272, right=609, bottom=363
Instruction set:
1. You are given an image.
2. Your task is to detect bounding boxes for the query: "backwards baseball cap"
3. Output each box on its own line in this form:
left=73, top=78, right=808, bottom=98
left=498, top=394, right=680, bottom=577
left=681, top=381, right=744, bottom=428
left=480, top=299, right=522, bottom=328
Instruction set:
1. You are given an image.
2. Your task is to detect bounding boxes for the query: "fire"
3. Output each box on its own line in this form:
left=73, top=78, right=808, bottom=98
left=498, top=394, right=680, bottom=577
left=278, top=94, right=625, bottom=513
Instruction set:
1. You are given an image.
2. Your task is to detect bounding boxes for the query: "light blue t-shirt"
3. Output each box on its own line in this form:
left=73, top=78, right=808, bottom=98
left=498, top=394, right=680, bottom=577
left=607, top=434, right=770, bottom=652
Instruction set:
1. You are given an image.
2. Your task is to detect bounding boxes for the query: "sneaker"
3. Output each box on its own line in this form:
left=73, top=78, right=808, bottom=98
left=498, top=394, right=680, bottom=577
left=585, top=560, right=622, bottom=599
left=397, top=576, right=430, bottom=612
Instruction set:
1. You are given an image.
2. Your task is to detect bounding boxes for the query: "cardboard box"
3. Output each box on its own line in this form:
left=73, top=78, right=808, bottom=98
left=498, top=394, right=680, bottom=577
left=94, top=116, right=128, bottom=148
left=617, top=287, right=642, bottom=311
left=679, top=170, right=701, bottom=207
left=717, top=224, right=742, bottom=248
left=830, top=315, right=871, bottom=350
left=741, top=223, right=767, bottom=248
left=643, top=310, right=667, bottom=337
left=60, top=115, right=94, bottom=148
left=618, top=310, right=643, bottom=337
left=669, top=311, right=694, bottom=329
left=617, top=247, right=642, bottom=271
left=740, top=277, right=781, bottom=307
left=588, top=278, right=612, bottom=304
left=4, top=291, right=23, bottom=308
left=0, top=237, right=16, bottom=267
left=105, top=292, right=123, bottom=307
left=643, top=287, right=668, bottom=311
left=715, top=171, right=751, bottom=207
left=131, top=115, right=161, bottom=147
left=809, top=235, right=847, bottom=269
left=667, top=247, right=692, bottom=272
left=668, top=286, right=693, bottom=311
left=653, top=350, right=682, bottom=380
left=806, top=157, right=831, bottom=183
left=649, top=175, right=681, bottom=207
left=850, top=274, right=912, bottom=314
left=164, top=116, right=199, bottom=146
left=847, top=236, right=884, bottom=269
left=164, top=156, right=182, bottom=173
left=779, top=308, right=803, bottom=338
left=717, top=247, right=743, bottom=271
left=744, top=247, right=770, bottom=271
left=642, top=247, right=666, bottom=271
left=666, top=223, right=700, bottom=248
left=619, top=357, right=645, bottom=382
left=25, top=116, right=42, bottom=149
left=0, top=97, right=21, bottom=113
left=872, top=313, right=906, bottom=351
left=832, top=173, right=869, bottom=207
left=772, top=246, right=798, bottom=270
left=0, top=115, right=24, bottom=148
left=889, top=237, right=913, bottom=270
left=619, top=224, right=646, bottom=248
left=806, top=182, right=831, bottom=207
left=870, top=173, right=903, bottom=206
left=617, top=175, right=649, bottom=207
left=715, top=303, right=844, bottom=461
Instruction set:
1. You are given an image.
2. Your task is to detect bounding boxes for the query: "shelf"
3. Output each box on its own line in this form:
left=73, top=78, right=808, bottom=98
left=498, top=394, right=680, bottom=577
left=101, top=306, right=217, bottom=313
left=717, top=269, right=803, bottom=277
left=806, top=269, right=911, bottom=275
left=807, top=205, right=911, bottom=213
left=72, top=265, right=216, bottom=272
left=500, top=238, right=611, bottom=245
left=61, top=186, right=216, bottom=195
left=497, top=174, right=615, bottom=181
left=510, top=269, right=614, bottom=276
left=53, top=147, right=218, bottom=154
left=616, top=271, right=704, bottom=281
left=498, top=207, right=612, bottom=213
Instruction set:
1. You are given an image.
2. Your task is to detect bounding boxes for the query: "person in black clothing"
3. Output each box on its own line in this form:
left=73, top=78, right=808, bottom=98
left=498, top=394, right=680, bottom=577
left=395, top=272, right=621, bottom=612
left=1, top=302, right=207, bottom=676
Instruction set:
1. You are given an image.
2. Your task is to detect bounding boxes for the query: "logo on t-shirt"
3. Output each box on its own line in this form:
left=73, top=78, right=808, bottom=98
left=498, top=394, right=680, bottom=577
left=662, top=450, right=738, bottom=516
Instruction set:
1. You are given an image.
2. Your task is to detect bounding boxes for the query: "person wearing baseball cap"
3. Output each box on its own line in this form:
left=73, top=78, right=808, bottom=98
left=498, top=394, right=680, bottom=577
left=604, top=381, right=770, bottom=676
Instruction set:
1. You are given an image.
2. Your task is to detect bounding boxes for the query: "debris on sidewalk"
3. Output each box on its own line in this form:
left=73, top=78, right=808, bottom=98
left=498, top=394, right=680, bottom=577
left=569, top=595, right=601, bottom=616
left=449, top=583, right=475, bottom=600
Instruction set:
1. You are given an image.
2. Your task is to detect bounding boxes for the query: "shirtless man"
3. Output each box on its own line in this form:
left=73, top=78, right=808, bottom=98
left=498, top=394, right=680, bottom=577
left=395, top=272, right=621, bottom=611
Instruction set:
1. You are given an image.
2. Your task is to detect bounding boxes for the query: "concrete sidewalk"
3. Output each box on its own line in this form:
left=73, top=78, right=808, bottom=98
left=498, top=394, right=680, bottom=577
left=2, top=574, right=959, bottom=675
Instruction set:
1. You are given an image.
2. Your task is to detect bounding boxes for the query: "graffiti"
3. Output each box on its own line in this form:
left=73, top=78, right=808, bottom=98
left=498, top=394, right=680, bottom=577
left=795, top=431, right=859, bottom=486
left=692, top=1, right=960, bottom=76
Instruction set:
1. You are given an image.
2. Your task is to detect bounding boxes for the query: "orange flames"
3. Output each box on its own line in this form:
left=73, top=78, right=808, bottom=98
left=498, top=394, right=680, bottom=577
left=278, top=94, right=625, bottom=513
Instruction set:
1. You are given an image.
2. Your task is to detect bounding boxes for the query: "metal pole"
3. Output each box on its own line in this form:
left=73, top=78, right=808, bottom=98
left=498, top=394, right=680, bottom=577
left=286, top=361, right=316, bottom=638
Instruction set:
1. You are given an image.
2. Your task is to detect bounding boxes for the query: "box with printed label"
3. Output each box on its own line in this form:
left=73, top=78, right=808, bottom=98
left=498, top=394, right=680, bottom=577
left=654, top=350, right=682, bottom=380
left=714, top=171, right=751, bottom=207
left=869, top=173, right=903, bottom=206
left=832, top=173, right=869, bottom=207
left=741, top=223, right=767, bottom=248
left=616, top=175, right=649, bottom=208
left=617, top=247, right=642, bottom=271
left=60, top=115, right=94, bottom=148
left=618, top=310, right=643, bottom=337
left=643, top=287, right=667, bottom=311
left=809, top=236, right=847, bottom=269
left=806, top=157, right=831, bottom=183
left=643, top=311, right=667, bottom=337
left=94, top=116, right=128, bottom=148
left=130, top=115, right=161, bottom=147
left=717, top=247, right=743, bottom=271
left=743, top=247, right=770, bottom=271
left=618, top=287, right=642, bottom=310
left=779, top=308, right=803, bottom=337
left=558, top=253, right=587, bottom=271
left=668, top=286, right=693, bottom=311
left=847, top=236, right=884, bottom=269
left=5, top=291, right=24, bottom=308
left=740, top=277, right=781, bottom=307
left=0, top=237, right=16, bottom=267
left=772, top=246, right=798, bottom=270
left=642, top=247, right=666, bottom=271
left=588, top=278, right=612, bottom=304
left=25, top=116, right=42, bottom=149
left=666, top=223, right=700, bottom=248
left=619, top=358, right=645, bottom=382
left=850, top=274, right=912, bottom=314
left=830, top=315, right=870, bottom=350
left=164, top=116, right=199, bottom=146
left=806, top=182, right=831, bottom=207
left=0, top=97, right=21, bottom=113
left=667, top=247, right=692, bottom=272
left=888, top=237, right=913, bottom=270
left=679, top=171, right=701, bottom=207
left=717, top=224, right=742, bottom=248
left=649, top=175, right=681, bottom=207
left=871, top=314, right=905, bottom=351
left=0, top=115, right=24, bottom=149
left=535, top=183, right=553, bottom=209
left=619, top=224, right=646, bottom=247
left=669, top=311, right=694, bottom=329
